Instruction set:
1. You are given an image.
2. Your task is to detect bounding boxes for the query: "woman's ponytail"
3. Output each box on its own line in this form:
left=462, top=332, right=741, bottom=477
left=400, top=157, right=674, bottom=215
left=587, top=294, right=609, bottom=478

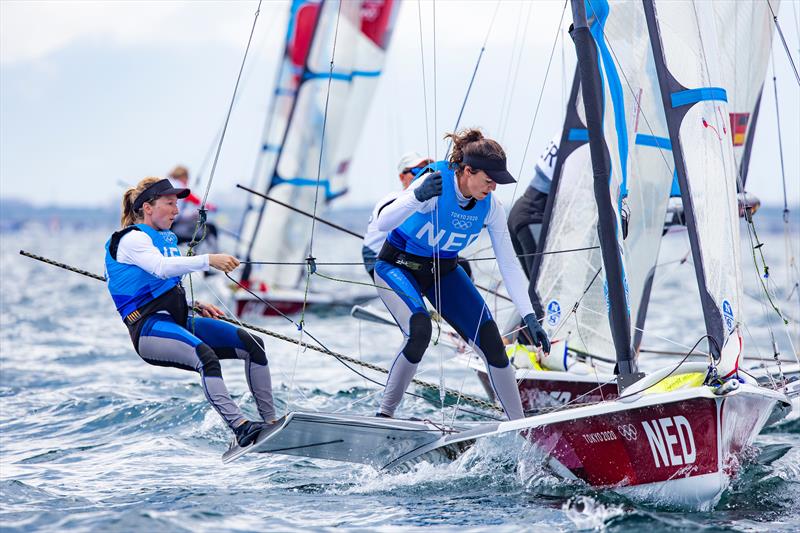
left=444, top=128, right=506, bottom=175
left=119, top=177, right=161, bottom=227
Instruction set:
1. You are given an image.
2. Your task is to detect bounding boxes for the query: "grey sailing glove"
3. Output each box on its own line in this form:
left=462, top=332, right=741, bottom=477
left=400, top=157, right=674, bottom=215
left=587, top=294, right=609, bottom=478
left=522, top=313, right=551, bottom=353
left=413, top=171, right=443, bottom=202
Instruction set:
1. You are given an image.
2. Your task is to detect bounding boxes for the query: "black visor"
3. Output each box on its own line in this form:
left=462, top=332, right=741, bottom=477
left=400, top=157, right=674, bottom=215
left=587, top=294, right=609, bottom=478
left=133, top=179, right=190, bottom=211
left=462, top=154, right=515, bottom=184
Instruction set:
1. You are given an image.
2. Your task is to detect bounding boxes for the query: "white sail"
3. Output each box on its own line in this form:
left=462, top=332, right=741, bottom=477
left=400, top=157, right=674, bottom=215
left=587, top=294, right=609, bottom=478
left=239, top=0, right=399, bottom=289
left=646, top=0, right=746, bottom=377
left=538, top=0, right=672, bottom=360
left=712, top=0, right=779, bottom=186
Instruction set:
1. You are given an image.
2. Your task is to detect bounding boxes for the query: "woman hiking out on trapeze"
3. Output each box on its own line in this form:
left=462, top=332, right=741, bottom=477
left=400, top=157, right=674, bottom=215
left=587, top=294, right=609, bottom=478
left=372, top=128, right=551, bottom=420
left=104, top=177, right=276, bottom=448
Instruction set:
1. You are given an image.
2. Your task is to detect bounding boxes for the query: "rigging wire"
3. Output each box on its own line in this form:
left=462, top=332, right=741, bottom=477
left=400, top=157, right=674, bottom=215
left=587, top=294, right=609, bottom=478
left=498, top=1, right=536, bottom=143
left=417, top=0, right=432, bottom=159
left=767, top=0, right=800, bottom=86
left=187, top=0, right=263, bottom=256
left=291, top=0, right=344, bottom=410
left=496, top=1, right=525, bottom=134
left=182, top=0, right=262, bottom=333
left=769, top=53, right=799, bottom=320
left=239, top=245, right=600, bottom=265
left=444, top=0, right=503, bottom=154
left=193, top=11, right=279, bottom=192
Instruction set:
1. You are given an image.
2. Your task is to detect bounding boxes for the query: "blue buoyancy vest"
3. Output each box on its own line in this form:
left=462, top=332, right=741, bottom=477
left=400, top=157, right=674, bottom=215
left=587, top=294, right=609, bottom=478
left=104, top=224, right=182, bottom=319
left=386, top=161, right=491, bottom=259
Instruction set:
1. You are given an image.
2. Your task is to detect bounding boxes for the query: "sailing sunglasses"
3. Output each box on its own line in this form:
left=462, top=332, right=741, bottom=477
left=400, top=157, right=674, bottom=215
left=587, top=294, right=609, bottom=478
left=402, top=164, right=429, bottom=176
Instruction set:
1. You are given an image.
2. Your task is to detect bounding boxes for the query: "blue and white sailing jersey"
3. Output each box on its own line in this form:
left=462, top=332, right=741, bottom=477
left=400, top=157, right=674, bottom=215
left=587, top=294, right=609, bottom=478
left=387, top=161, right=491, bottom=259
left=105, top=224, right=182, bottom=318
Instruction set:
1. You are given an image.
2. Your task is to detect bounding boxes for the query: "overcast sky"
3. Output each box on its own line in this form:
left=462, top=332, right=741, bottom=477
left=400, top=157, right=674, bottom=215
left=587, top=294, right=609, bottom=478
left=1, top=0, right=798, bottom=211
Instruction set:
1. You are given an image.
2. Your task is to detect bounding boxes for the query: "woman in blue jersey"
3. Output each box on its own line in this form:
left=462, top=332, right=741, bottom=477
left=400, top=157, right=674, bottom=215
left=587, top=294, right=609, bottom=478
left=105, top=177, right=275, bottom=448
left=373, top=129, right=551, bottom=420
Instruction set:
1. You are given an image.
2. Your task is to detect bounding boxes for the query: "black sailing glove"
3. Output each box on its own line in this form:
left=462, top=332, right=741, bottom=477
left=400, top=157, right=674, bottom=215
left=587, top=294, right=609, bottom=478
left=523, top=313, right=551, bottom=353
left=413, top=171, right=443, bottom=202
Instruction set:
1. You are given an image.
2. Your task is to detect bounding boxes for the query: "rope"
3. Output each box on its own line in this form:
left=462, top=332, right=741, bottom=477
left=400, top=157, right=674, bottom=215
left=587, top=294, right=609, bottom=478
left=19, top=249, right=502, bottom=414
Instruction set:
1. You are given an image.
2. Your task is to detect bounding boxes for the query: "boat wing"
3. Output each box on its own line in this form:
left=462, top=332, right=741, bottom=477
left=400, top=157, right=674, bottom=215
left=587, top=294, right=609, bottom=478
left=222, top=411, right=493, bottom=470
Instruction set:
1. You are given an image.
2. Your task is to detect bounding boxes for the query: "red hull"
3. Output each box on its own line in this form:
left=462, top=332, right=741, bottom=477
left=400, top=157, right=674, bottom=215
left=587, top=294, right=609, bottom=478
left=515, top=388, right=779, bottom=505
left=476, top=371, right=618, bottom=411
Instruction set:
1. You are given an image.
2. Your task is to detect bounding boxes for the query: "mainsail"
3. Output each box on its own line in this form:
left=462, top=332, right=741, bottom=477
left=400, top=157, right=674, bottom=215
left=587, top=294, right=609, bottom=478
left=644, top=0, right=746, bottom=377
left=535, top=0, right=674, bottom=366
left=238, top=0, right=399, bottom=288
left=712, top=0, right=779, bottom=188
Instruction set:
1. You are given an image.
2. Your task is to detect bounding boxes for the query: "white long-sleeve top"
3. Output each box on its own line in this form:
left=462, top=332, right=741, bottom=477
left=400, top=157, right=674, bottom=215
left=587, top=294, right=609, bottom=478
left=116, top=230, right=209, bottom=279
left=363, top=191, right=402, bottom=254
left=376, top=175, right=534, bottom=318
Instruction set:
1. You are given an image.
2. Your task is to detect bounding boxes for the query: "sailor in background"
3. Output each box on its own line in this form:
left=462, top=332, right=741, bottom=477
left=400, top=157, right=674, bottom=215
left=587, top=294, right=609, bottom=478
left=372, top=129, right=551, bottom=420
left=105, top=177, right=275, bottom=447
left=168, top=166, right=219, bottom=253
left=362, top=152, right=473, bottom=280
left=362, top=152, right=432, bottom=278
left=506, top=134, right=557, bottom=280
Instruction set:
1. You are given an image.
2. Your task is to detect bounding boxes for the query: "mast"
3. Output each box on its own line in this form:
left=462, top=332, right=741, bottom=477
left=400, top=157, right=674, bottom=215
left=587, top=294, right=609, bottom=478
left=569, top=0, right=640, bottom=387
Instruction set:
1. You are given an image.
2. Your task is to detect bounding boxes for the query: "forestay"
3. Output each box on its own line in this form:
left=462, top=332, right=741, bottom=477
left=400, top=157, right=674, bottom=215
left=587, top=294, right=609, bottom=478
left=238, top=0, right=399, bottom=287
left=644, top=0, right=746, bottom=377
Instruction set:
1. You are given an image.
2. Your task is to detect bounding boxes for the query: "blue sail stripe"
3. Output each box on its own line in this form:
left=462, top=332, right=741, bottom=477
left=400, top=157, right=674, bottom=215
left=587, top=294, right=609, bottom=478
left=261, top=144, right=281, bottom=153
left=588, top=0, right=629, bottom=203
left=670, top=87, right=728, bottom=108
left=303, top=70, right=382, bottom=82
left=568, top=128, right=589, bottom=141
left=269, top=176, right=345, bottom=200
left=634, top=134, right=672, bottom=150
left=670, top=170, right=680, bottom=197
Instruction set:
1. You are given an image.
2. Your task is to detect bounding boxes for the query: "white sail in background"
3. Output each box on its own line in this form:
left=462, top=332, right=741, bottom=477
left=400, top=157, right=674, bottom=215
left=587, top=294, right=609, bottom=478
left=239, top=0, right=399, bottom=288
left=712, top=0, right=779, bottom=186
left=645, top=0, right=745, bottom=377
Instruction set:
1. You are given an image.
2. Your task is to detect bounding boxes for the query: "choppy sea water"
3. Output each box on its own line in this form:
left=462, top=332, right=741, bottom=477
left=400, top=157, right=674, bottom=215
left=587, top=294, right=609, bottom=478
left=1, top=210, right=798, bottom=532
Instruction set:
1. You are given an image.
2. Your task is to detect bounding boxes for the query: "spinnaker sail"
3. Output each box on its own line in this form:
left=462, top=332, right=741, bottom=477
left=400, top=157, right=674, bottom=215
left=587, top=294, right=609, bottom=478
left=237, top=0, right=399, bottom=293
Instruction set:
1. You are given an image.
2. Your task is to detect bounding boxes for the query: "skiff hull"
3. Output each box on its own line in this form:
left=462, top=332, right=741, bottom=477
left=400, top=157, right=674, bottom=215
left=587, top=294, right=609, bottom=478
left=509, top=383, right=787, bottom=509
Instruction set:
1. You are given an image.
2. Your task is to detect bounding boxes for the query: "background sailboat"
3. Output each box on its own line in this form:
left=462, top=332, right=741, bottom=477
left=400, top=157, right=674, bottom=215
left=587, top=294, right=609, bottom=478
left=235, top=0, right=400, bottom=315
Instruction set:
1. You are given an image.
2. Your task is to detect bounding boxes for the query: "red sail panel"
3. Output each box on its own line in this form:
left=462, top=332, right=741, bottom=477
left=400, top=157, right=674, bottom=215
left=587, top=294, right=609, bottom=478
left=360, top=0, right=394, bottom=49
left=289, top=3, right=321, bottom=70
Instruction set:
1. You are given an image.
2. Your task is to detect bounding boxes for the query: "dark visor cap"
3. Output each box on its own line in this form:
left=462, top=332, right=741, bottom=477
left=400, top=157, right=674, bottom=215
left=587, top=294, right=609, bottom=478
left=462, top=154, right=516, bottom=184
left=133, top=179, right=190, bottom=211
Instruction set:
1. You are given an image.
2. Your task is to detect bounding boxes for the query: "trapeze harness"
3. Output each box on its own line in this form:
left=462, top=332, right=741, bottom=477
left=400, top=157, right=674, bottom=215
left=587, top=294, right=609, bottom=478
left=104, top=224, right=275, bottom=429
left=373, top=161, right=524, bottom=420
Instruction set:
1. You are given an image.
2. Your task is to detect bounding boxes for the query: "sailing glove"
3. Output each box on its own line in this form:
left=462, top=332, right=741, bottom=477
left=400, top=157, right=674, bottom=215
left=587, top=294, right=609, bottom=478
left=414, top=171, right=443, bottom=202
left=522, top=313, right=551, bottom=353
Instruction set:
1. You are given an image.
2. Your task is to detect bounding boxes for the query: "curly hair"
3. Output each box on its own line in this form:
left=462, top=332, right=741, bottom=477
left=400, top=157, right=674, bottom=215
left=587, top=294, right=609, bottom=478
left=444, top=128, right=506, bottom=175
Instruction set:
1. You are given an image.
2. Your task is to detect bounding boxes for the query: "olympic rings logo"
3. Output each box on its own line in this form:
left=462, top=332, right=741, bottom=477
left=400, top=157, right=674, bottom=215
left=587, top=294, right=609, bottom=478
left=451, top=219, right=473, bottom=230
left=617, top=424, right=638, bottom=441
